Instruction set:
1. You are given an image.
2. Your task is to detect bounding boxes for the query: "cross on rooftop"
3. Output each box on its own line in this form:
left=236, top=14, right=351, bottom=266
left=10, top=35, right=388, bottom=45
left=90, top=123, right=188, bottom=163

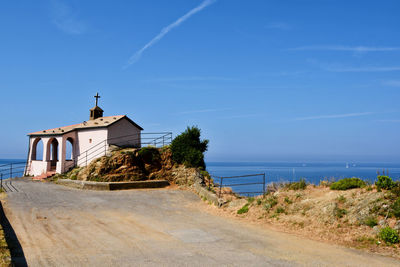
left=94, top=92, right=101, bottom=106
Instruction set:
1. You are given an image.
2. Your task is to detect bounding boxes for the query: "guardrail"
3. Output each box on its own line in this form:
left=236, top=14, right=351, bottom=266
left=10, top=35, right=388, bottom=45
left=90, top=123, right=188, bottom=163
left=0, top=162, right=26, bottom=191
left=212, top=173, right=266, bottom=197
left=0, top=162, right=26, bottom=180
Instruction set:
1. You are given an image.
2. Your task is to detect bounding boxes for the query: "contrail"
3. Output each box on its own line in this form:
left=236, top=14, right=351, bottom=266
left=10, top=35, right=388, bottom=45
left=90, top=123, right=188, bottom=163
left=124, top=0, right=216, bottom=68
left=295, top=112, right=374, bottom=121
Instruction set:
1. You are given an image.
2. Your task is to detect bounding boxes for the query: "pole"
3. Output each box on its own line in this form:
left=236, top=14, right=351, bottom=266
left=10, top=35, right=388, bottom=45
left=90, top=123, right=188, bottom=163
left=263, top=173, right=266, bottom=195
left=219, top=177, right=223, bottom=198
left=1, top=174, right=2, bottom=191
left=10, top=163, right=12, bottom=179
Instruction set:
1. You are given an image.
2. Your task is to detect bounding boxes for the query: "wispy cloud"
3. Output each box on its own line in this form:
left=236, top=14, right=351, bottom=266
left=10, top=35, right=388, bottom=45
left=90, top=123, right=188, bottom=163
left=50, top=0, right=87, bottom=35
left=289, top=45, right=400, bottom=52
left=295, top=112, right=375, bottom=121
left=266, top=22, right=291, bottom=30
left=124, top=0, right=216, bottom=68
left=218, top=114, right=262, bottom=119
left=383, top=80, right=400, bottom=87
left=376, top=119, right=400, bottom=123
left=307, top=60, right=400, bottom=73
left=177, top=108, right=231, bottom=115
left=324, top=66, right=400, bottom=72
left=144, top=76, right=234, bottom=82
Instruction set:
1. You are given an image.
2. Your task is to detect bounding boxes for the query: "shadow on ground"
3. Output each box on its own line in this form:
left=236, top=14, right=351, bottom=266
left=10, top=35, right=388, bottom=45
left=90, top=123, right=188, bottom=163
left=0, top=202, right=27, bottom=267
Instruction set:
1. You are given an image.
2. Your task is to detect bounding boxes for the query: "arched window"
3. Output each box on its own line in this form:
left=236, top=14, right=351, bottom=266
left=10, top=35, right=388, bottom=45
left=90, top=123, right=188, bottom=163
left=66, top=138, right=74, bottom=160
left=31, top=138, right=43, bottom=161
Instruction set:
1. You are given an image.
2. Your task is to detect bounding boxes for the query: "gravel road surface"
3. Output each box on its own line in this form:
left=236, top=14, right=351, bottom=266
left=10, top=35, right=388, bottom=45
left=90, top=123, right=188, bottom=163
left=3, top=178, right=399, bottom=266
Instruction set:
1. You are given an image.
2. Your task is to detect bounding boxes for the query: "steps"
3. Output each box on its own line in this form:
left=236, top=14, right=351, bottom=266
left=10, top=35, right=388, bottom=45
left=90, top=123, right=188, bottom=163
left=32, top=171, right=56, bottom=181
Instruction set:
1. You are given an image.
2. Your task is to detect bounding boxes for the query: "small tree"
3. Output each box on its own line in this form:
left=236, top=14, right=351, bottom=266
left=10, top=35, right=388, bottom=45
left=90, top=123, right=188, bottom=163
left=376, top=176, right=395, bottom=190
left=170, top=126, right=209, bottom=169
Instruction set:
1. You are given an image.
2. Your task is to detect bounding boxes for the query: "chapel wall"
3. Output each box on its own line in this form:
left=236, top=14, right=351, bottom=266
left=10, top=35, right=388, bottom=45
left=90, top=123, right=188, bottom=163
left=107, top=118, right=141, bottom=148
left=76, top=128, right=108, bottom=166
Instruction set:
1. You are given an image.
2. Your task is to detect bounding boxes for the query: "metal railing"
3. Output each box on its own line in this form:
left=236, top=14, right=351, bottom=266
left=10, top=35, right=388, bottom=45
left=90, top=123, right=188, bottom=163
left=0, top=162, right=26, bottom=191
left=64, top=132, right=172, bottom=172
left=212, top=173, right=266, bottom=197
left=0, top=162, right=26, bottom=180
left=141, top=132, right=173, bottom=147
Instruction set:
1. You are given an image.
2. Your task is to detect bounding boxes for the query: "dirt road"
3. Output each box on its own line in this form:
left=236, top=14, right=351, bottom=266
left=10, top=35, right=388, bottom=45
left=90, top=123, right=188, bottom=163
left=3, top=178, right=399, bottom=266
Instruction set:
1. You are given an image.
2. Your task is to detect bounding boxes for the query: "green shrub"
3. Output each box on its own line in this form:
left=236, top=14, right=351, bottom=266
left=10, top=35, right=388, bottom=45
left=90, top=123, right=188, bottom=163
left=264, top=196, right=278, bottom=210
left=200, top=170, right=211, bottom=179
left=284, top=197, right=293, bottom=204
left=237, top=204, right=249, bottom=214
left=286, top=178, right=307, bottom=190
left=337, top=195, right=346, bottom=203
left=334, top=206, right=347, bottom=218
left=363, top=216, right=378, bottom=228
left=390, top=182, right=400, bottom=197
left=247, top=197, right=255, bottom=203
left=330, top=178, right=366, bottom=190
left=379, top=227, right=399, bottom=244
left=391, top=198, right=400, bottom=218
left=275, top=206, right=285, bottom=214
left=170, top=126, right=209, bottom=169
left=376, top=176, right=395, bottom=190
left=138, top=146, right=160, bottom=163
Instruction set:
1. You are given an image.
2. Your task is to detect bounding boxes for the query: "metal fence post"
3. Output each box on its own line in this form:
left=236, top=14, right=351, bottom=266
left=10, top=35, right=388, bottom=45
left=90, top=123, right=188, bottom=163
left=1, top=174, right=2, bottom=191
left=263, top=173, right=266, bottom=195
left=219, top=177, right=223, bottom=198
left=10, top=163, right=12, bottom=179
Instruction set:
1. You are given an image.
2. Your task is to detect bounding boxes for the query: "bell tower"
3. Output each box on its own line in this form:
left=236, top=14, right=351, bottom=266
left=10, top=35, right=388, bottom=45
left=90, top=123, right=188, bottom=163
left=90, top=92, right=104, bottom=120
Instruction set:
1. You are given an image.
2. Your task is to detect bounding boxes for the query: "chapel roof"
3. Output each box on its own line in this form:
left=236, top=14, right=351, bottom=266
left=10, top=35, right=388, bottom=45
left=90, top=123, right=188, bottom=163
left=90, top=105, right=103, bottom=111
left=28, top=115, right=143, bottom=136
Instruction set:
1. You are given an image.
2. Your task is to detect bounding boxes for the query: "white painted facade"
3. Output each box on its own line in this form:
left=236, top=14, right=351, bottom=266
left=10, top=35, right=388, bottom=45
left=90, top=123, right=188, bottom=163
left=107, top=117, right=141, bottom=147
left=26, top=115, right=143, bottom=176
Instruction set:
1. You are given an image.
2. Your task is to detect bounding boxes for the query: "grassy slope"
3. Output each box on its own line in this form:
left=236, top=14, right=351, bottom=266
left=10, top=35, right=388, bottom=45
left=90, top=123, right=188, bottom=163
left=210, top=185, right=400, bottom=259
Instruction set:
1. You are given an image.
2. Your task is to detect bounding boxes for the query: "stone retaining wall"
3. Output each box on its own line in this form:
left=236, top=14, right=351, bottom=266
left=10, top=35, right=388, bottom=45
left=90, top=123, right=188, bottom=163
left=57, top=179, right=170, bottom=191
left=193, top=182, right=223, bottom=206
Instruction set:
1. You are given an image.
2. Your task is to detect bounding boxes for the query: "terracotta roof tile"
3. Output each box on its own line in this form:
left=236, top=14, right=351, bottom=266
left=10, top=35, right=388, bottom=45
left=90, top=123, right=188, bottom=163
left=28, top=115, right=127, bottom=136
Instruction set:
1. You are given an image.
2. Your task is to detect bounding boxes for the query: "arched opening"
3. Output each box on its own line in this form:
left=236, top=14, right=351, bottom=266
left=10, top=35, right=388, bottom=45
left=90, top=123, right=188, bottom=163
left=65, top=137, right=74, bottom=161
left=47, top=138, right=59, bottom=170
left=31, top=138, right=43, bottom=161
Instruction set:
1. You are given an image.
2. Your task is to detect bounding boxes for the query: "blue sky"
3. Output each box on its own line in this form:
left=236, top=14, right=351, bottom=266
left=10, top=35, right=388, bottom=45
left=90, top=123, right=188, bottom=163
left=1, top=0, right=400, bottom=162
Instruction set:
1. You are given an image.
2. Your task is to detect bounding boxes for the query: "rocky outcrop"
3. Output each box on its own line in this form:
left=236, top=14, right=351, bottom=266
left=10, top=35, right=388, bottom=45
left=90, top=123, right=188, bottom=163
left=59, top=147, right=205, bottom=185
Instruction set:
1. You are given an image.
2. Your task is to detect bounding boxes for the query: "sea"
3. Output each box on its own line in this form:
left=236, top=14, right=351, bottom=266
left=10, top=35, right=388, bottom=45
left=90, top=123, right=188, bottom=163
left=206, top=161, right=400, bottom=195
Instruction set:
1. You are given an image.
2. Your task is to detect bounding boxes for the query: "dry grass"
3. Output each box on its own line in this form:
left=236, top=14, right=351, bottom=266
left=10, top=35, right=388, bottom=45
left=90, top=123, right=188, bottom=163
left=207, top=185, right=400, bottom=259
left=0, top=224, right=11, bottom=267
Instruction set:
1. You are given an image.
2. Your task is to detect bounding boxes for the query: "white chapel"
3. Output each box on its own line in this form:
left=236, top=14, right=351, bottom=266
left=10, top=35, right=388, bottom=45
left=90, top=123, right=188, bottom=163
left=26, top=93, right=143, bottom=177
